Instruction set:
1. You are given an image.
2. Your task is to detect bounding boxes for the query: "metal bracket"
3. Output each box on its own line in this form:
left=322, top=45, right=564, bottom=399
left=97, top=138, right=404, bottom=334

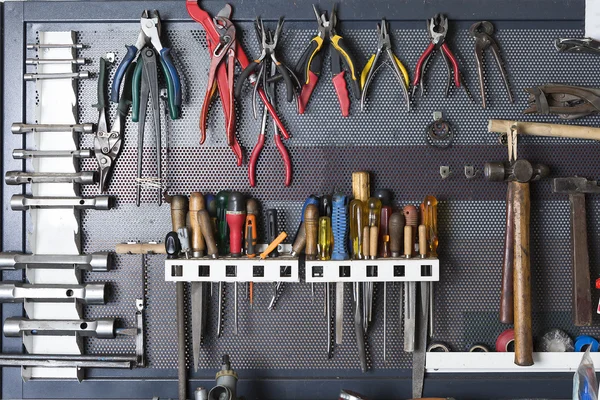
left=440, top=166, right=451, bottom=179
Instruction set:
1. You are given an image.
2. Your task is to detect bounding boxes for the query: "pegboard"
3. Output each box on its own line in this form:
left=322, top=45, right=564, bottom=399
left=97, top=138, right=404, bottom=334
left=7, top=2, right=600, bottom=398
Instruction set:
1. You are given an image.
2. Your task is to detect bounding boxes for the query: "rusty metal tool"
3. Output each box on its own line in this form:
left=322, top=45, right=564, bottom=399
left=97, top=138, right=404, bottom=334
left=552, top=177, right=600, bottom=326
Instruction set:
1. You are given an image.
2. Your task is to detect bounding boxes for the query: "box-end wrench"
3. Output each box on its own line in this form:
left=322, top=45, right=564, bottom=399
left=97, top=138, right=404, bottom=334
left=0, top=252, right=110, bottom=272
left=13, top=149, right=93, bottom=159
left=11, top=195, right=113, bottom=210
left=5, top=171, right=96, bottom=185
left=0, top=282, right=106, bottom=304
left=4, top=317, right=117, bottom=338
left=11, top=123, right=94, bottom=134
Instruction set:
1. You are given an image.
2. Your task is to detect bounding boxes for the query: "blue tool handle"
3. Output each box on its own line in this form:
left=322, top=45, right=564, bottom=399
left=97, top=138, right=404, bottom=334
left=575, top=335, right=599, bottom=352
left=331, top=194, right=349, bottom=260
left=111, top=45, right=138, bottom=103
left=160, top=48, right=182, bottom=107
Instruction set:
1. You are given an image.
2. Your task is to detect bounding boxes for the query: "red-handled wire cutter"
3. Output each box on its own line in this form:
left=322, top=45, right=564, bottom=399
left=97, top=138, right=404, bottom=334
left=186, top=0, right=291, bottom=166
left=412, top=14, right=469, bottom=99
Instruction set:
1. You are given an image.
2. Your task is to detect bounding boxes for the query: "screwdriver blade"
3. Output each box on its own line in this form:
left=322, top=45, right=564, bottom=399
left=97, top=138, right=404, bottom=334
left=335, top=282, right=344, bottom=345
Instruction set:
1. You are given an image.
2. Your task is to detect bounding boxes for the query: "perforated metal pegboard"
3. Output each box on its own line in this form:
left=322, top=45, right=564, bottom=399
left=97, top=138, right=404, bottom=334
left=23, top=20, right=600, bottom=374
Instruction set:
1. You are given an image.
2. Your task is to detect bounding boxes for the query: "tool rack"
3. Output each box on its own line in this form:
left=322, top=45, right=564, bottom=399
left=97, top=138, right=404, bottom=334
left=3, top=0, right=600, bottom=399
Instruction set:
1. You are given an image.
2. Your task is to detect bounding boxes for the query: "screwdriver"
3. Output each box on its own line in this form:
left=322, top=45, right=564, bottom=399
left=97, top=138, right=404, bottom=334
left=266, top=209, right=279, bottom=258
left=403, top=204, right=418, bottom=352
left=291, top=195, right=320, bottom=298
left=245, top=199, right=259, bottom=308
left=319, top=195, right=333, bottom=319
left=349, top=199, right=366, bottom=259
left=421, top=195, right=438, bottom=337
left=226, top=192, right=246, bottom=335
left=168, top=195, right=187, bottom=400
left=389, top=212, right=405, bottom=257
left=205, top=193, right=217, bottom=236
left=215, top=191, right=229, bottom=336
left=189, top=193, right=207, bottom=371
left=374, top=189, right=393, bottom=258
left=332, top=193, right=349, bottom=346
left=318, top=214, right=333, bottom=358
left=364, top=197, right=381, bottom=332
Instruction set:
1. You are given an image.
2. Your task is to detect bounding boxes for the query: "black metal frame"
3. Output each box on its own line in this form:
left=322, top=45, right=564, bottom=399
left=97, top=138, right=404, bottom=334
left=1, top=0, right=586, bottom=398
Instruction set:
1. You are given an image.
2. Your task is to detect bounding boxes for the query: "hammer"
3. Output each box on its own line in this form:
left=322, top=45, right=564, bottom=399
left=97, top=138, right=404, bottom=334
left=484, top=159, right=549, bottom=366
left=552, top=177, right=600, bottom=326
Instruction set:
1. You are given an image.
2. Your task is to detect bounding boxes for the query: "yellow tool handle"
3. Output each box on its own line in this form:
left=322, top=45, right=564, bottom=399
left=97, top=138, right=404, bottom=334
left=260, top=232, right=287, bottom=260
left=331, top=35, right=358, bottom=80
left=391, top=53, right=410, bottom=87
left=352, top=171, right=370, bottom=202
left=115, top=242, right=166, bottom=254
left=303, top=36, right=324, bottom=85
left=318, top=217, right=332, bottom=261
left=360, top=54, right=376, bottom=89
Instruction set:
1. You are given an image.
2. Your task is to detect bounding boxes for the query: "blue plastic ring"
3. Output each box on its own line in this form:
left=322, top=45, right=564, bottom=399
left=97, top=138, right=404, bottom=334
left=574, top=335, right=599, bottom=352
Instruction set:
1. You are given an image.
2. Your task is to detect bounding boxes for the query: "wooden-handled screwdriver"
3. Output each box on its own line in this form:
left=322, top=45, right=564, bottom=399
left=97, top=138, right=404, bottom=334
left=189, top=192, right=207, bottom=372
left=305, top=204, right=319, bottom=261
left=245, top=199, right=259, bottom=307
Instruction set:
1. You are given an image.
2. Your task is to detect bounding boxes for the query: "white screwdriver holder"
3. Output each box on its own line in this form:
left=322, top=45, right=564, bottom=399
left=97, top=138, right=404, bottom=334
left=305, top=258, right=439, bottom=283
left=165, top=256, right=299, bottom=283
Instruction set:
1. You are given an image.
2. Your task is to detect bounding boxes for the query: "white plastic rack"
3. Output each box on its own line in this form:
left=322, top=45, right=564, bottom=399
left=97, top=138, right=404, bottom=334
left=304, top=257, right=439, bottom=283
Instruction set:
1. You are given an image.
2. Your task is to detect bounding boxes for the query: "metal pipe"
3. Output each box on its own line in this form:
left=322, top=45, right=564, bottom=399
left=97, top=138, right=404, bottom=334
left=11, top=123, right=94, bottom=134
left=13, top=149, right=92, bottom=159
left=0, top=282, right=105, bottom=304
left=26, top=58, right=87, bottom=65
left=0, top=252, right=110, bottom=272
left=5, top=171, right=96, bottom=185
left=4, top=317, right=116, bottom=338
left=24, top=71, right=90, bottom=81
left=11, top=195, right=113, bottom=210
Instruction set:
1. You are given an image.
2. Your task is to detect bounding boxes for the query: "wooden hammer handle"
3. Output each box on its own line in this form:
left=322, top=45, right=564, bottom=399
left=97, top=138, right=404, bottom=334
left=489, top=119, right=600, bottom=141
left=513, top=181, right=533, bottom=366
left=500, top=183, right=516, bottom=324
left=570, top=193, right=592, bottom=326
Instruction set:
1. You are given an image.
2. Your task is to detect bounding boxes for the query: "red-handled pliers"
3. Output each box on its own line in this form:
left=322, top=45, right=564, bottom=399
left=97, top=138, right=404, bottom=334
left=249, top=53, right=292, bottom=187
left=412, top=14, right=469, bottom=99
left=186, top=0, right=291, bottom=166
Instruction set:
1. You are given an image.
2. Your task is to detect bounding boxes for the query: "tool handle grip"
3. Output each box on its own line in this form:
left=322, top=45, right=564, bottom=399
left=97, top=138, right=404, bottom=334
left=412, top=43, right=435, bottom=86
left=331, top=195, right=349, bottom=260
left=159, top=48, right=181, bottom=110
left=304, top=204, right=319, bottom=260
left=248, top=133, right=265, bottom=187
left=115, top=242, right=166, bottom=254
left=331, top=35, right=360, bottom=99
left=362, top=225, right=370, bottom=258
left=389, top=212, right=405, bottom=257
left=131, top=60, right=144, bottom=123
left=404, top=225, right=413, bottom=257
left=111, top=45, right=137, bottom=103
left=274, top=133, right=292, bottom=187
left=440, top=44, right=461, bottom=88
left=369, top=226, right=379, bottom=259
left=170, top=196, right=188, bottom=232
left=198, top=210, right=218, bottom=258
left=570, top=193, right=592, bottom=326
left=332, top=71, right=350, bottom=117
left=296, top=37, right=323, bottom=84
left=235, top=62, right=260, bottom=98
left=276, top=62, right=294, bottom=103
left=244, top=215, right=258, bottom=257
left=500, top=183, right=516, bottom=324
left=189, top=193, right=206, bottom=257
left=94, top=57, right=108, bottom=110
left=291, top=221, right=307, bottom=255
left=117, top=63, right=135, bottom=118
left=513, top=182, right=533, bottom=366
left=298, top=70, right=319, bottom=114
left=418, top=225, right=427, bottom=257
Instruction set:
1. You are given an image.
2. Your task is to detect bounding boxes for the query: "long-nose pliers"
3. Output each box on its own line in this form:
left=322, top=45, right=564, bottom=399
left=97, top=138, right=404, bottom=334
left=296, top=4, right=361, bottom=117
left=360, top=19, right=410, bottom=111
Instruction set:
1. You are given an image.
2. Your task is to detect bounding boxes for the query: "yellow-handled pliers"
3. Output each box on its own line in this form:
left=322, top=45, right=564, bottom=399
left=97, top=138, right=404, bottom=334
left=360, top=19, right=410, bottom=111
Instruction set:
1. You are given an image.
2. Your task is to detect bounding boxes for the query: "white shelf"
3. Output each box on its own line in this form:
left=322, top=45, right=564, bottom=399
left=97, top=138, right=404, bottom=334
left=164, top=256, right=299, bottom=283
left=426, top=352, right=595, bottom=373
left=305, top=258, right=439, bottom=283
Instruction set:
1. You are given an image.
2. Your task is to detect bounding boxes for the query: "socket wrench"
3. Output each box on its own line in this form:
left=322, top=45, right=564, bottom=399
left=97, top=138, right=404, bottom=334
left=4, top=317, right=116, bottom=338
left=0, top=252, right=110, bottom=272
left=5, top=171, right=96, bottom=185
left=0, top=282, right=106, bottom=304
left=23, top=71, right=90, bottom=81
left=13, top=149, right=92, bottom=159
left=11, top=123, right=94, bottom=134
left=11, top=195, right=113, bottom=210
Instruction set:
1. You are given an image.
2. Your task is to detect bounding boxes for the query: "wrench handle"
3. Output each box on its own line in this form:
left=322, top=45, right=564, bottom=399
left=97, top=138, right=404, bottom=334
left=111, top=45, right=137, bottom=103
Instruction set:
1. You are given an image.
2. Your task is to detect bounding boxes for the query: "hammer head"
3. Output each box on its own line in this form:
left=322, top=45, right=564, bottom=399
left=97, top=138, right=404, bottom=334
left=484, top=159, right=550, bottom=183
left=552, top=177, right=600, bottom=194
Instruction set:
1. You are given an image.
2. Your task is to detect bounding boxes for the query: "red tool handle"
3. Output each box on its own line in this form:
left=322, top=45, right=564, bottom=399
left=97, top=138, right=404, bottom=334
left=274, top=133, right=292, bottom=187
left=332, top=71, right=350, bottom=117
left=440, top=43, right=461, bottom=88
left=299, top=71, right=319, bottom=114
left=412, top=43, right=435, bottom=87
left=226, top=213, right=246, bottom=256
left=248, top=133, right=265, bottom=187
